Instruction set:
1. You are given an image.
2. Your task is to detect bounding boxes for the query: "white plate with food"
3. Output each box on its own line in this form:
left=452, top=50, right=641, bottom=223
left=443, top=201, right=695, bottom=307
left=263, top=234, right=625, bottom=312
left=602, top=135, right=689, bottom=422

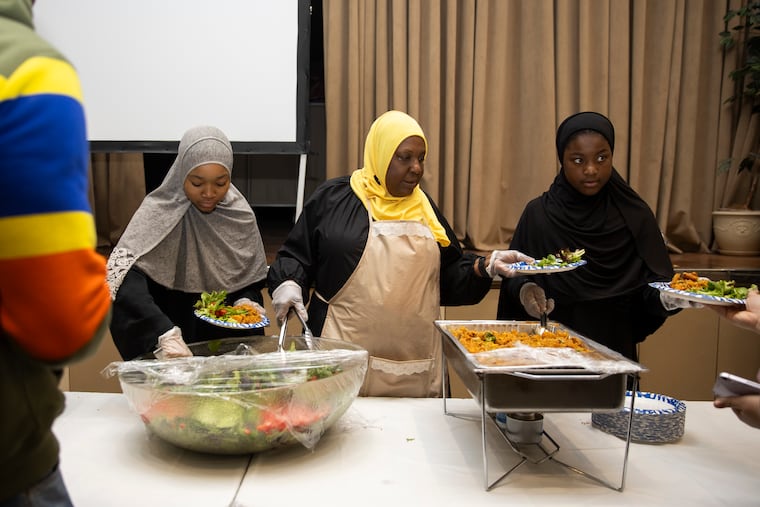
left=508, top=260, right=587, bottom=274
left=648, top=281, right=746, bottom=306
left=193, top=290, right=270, bottom=329
left=194, top=310, right=270, bottom=329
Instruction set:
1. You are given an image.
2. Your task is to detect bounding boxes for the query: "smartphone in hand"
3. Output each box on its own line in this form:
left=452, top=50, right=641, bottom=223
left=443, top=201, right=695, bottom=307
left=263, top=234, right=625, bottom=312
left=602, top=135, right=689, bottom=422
left=713, top=372, right=760, bottom=398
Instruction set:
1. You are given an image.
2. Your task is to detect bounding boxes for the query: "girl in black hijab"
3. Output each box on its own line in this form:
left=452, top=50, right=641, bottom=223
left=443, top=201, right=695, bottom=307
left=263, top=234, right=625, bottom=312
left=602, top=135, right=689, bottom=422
left=497, top=111, right=690, bottom=360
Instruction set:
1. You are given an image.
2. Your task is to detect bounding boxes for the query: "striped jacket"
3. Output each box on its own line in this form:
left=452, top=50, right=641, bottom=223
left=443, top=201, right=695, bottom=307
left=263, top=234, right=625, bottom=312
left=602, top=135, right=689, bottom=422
left=0, top=0, right=111, bottom=500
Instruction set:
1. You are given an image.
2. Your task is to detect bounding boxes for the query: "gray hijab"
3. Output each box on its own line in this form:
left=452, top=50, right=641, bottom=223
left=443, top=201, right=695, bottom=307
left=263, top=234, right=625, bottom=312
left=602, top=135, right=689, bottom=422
left=106, top=126, right=268, bottom=299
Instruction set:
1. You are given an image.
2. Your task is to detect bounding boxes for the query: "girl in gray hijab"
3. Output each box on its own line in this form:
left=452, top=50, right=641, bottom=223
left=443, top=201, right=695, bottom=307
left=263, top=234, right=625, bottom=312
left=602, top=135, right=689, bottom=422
left=106, top=126, right=269, bottom=359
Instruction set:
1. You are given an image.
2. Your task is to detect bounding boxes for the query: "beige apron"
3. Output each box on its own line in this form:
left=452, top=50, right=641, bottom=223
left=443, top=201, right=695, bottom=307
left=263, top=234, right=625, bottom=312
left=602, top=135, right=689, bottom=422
left=319, top=202, right=441, bottom=397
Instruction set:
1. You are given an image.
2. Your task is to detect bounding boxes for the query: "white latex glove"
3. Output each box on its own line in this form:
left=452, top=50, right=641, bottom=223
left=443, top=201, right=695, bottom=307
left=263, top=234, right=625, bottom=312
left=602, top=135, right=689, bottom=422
left=519, top=282, right=555, bottom=319
left=154, top=326, right=192, bottom=360
left=233, top=297, right=267, bottom=318
left=271, top=280, right=308, bottom=324
left=487, top=250, right=535, bottom=279
left=660, top=292, right=704, bottom=311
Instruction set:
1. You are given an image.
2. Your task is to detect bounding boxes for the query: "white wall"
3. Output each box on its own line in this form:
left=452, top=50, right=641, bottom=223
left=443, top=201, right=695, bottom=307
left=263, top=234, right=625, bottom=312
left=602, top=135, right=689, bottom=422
left=34, top=0, right=304, bottom=147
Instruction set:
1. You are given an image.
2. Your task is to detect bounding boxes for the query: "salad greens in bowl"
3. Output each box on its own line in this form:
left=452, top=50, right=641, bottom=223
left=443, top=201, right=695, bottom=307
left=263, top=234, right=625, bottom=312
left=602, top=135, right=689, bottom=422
left=104, top=336, right=368, bottom=455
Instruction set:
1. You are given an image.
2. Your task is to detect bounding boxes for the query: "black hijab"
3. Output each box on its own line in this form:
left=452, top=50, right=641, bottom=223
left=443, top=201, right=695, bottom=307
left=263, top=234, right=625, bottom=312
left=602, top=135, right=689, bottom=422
left=537, top=112, right=673, bottom=300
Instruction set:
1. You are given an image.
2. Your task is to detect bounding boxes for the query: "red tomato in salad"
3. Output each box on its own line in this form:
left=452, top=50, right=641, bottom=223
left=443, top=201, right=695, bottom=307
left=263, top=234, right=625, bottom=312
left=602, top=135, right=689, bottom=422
left=256, top=405, right=328, bottom=433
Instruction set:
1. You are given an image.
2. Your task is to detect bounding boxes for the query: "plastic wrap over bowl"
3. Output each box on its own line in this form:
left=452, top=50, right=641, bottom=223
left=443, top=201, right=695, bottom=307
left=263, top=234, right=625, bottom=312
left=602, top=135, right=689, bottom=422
left=105, top=336, right=368, bottom=455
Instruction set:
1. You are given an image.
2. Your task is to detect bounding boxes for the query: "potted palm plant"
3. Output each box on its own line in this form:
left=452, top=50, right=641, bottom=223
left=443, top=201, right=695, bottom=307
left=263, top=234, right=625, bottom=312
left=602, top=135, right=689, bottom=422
left=712, top=1, right=760, bottom=255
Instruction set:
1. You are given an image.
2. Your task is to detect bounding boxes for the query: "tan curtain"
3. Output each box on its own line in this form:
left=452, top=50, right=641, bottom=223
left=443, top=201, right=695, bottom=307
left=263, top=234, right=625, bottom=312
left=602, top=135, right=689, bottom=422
left=323, top=0, right=733, bottom=253
left=623, top=0, right=725, bottom=253
left=717, top=0, right=760, bottom=212
left=89, top=153, right=145, bottom=255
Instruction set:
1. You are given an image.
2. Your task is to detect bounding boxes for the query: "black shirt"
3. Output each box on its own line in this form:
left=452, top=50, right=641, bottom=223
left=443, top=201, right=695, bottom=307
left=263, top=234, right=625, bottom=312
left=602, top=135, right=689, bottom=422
left=497, top=170, right=677, bottom=360
left=267, top=176, right=492, bottom=335
left=111, top=267, right=266, bottom=360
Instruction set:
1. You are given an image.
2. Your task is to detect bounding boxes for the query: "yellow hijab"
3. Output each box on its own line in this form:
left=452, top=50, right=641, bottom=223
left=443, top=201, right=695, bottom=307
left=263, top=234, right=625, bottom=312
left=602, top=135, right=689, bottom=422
left=349, top=110, right=450, bottom=247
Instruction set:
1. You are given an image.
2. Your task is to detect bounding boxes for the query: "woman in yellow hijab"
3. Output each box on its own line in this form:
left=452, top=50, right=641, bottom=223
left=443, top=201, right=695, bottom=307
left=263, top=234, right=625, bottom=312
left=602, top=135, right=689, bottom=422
left=348, top=110, right=450, bottom=246
left=268, top=110, right=531, bottom=397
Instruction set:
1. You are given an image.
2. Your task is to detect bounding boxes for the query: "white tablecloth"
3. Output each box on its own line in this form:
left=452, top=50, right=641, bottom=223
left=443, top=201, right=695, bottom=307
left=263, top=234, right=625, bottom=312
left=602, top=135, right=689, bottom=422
left=54, top=393, right=759, bottom=507
left=54, top=392, right=249, bottom=507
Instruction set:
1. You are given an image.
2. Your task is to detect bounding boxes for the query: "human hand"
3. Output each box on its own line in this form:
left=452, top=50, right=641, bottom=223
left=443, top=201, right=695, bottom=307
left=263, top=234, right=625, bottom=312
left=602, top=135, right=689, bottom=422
left=715, top=394, right=760, bottom=429
left=487, top=250, right=535, bottom=278
left=659, top=292, right=704, bottom=311
left=519, top=282, right=555, bottom=319
left=709, top=289, right=760, bottom=333
left=233, top=297, right=267, bottom=318
left=714, top=369, right=760, bottom=429
left=271, top=280, right=308, bottom=324
left=154, top=326, right=192, bottom=360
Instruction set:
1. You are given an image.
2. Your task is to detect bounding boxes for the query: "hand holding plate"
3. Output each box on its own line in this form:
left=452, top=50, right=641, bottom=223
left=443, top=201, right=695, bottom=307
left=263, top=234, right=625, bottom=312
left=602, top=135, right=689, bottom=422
left=234, top=297, right=267, bottom=318
left=659, top=291, right=704, bottom=310
left=487, top=250, right=534, bottom=278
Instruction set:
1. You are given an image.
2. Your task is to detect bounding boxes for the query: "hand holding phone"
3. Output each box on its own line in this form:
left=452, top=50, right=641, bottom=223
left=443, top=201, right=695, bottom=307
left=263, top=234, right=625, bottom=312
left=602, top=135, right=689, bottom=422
left=713, top=372, right=760, bottom=398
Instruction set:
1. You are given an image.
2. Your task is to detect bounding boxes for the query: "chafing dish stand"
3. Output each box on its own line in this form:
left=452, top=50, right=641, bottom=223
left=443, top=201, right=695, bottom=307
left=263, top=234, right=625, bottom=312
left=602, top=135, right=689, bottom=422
left=441, top=346, right=637, bottom=492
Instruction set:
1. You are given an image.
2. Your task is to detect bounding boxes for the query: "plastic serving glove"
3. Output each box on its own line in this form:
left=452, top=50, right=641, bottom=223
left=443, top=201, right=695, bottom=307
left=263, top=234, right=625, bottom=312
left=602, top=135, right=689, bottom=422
left=519, top=282, right=555, bottom=319
left=272, top=280, right=308, bottom=324
left=660, top=292, right=704, bottom=311
left=154, top=326, right=193, bottom=360
left=233, top=298, right=267, bottom=317
left=487, top=250, right=535, bottom=278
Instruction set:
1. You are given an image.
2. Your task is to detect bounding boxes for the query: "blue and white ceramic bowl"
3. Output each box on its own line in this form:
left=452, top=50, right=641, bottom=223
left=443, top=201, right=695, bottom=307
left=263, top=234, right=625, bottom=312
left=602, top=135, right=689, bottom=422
left=591, top=391, right=686, bottom=444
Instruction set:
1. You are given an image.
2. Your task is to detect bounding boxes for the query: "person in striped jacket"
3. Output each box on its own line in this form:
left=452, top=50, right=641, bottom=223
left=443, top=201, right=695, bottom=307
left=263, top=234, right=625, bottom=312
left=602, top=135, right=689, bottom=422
left=0, top=0, right=112, bottom=504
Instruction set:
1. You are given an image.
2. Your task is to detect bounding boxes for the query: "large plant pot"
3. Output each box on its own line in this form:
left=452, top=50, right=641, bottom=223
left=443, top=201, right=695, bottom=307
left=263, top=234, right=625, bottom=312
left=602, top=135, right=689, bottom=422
left=712, top=210, right=760, bottom=256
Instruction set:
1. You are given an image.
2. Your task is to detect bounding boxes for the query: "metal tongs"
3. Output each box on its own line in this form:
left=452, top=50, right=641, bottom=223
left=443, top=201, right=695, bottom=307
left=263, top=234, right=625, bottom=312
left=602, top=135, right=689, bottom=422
left=277, top=309, right=314, bottom=352
left=536, top=311, right=548, bottom=336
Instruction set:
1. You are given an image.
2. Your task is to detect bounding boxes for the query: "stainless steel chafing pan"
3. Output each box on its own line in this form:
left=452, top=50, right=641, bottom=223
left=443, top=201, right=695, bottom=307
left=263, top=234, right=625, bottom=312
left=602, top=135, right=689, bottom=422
left=435, top=320, right=644, bottom=412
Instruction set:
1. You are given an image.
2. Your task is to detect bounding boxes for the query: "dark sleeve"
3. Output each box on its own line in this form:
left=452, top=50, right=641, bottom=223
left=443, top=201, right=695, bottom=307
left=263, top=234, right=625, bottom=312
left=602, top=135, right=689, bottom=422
left=497, top=200, right=543, bottom=320
left=228, top=279, right=266, bottom=307
left=427, top=194, right=492, bottom=306
left=633, top=284, right=678, bottom=342
left=110, top=267, right=174, bottom=360
left=266, top=203, right=316, bottom=298
left=267, top=177, right=367, bottom=304
left=497, top=275, right=533, bottom=320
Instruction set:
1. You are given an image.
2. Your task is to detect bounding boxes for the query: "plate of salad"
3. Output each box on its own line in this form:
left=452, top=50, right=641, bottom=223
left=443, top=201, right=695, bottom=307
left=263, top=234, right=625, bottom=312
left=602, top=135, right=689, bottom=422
left=648, top=272, right=757, bottom=306
left=194, top=290, right=270, bottom=329
left=508, top=248, right=587, bottom=274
